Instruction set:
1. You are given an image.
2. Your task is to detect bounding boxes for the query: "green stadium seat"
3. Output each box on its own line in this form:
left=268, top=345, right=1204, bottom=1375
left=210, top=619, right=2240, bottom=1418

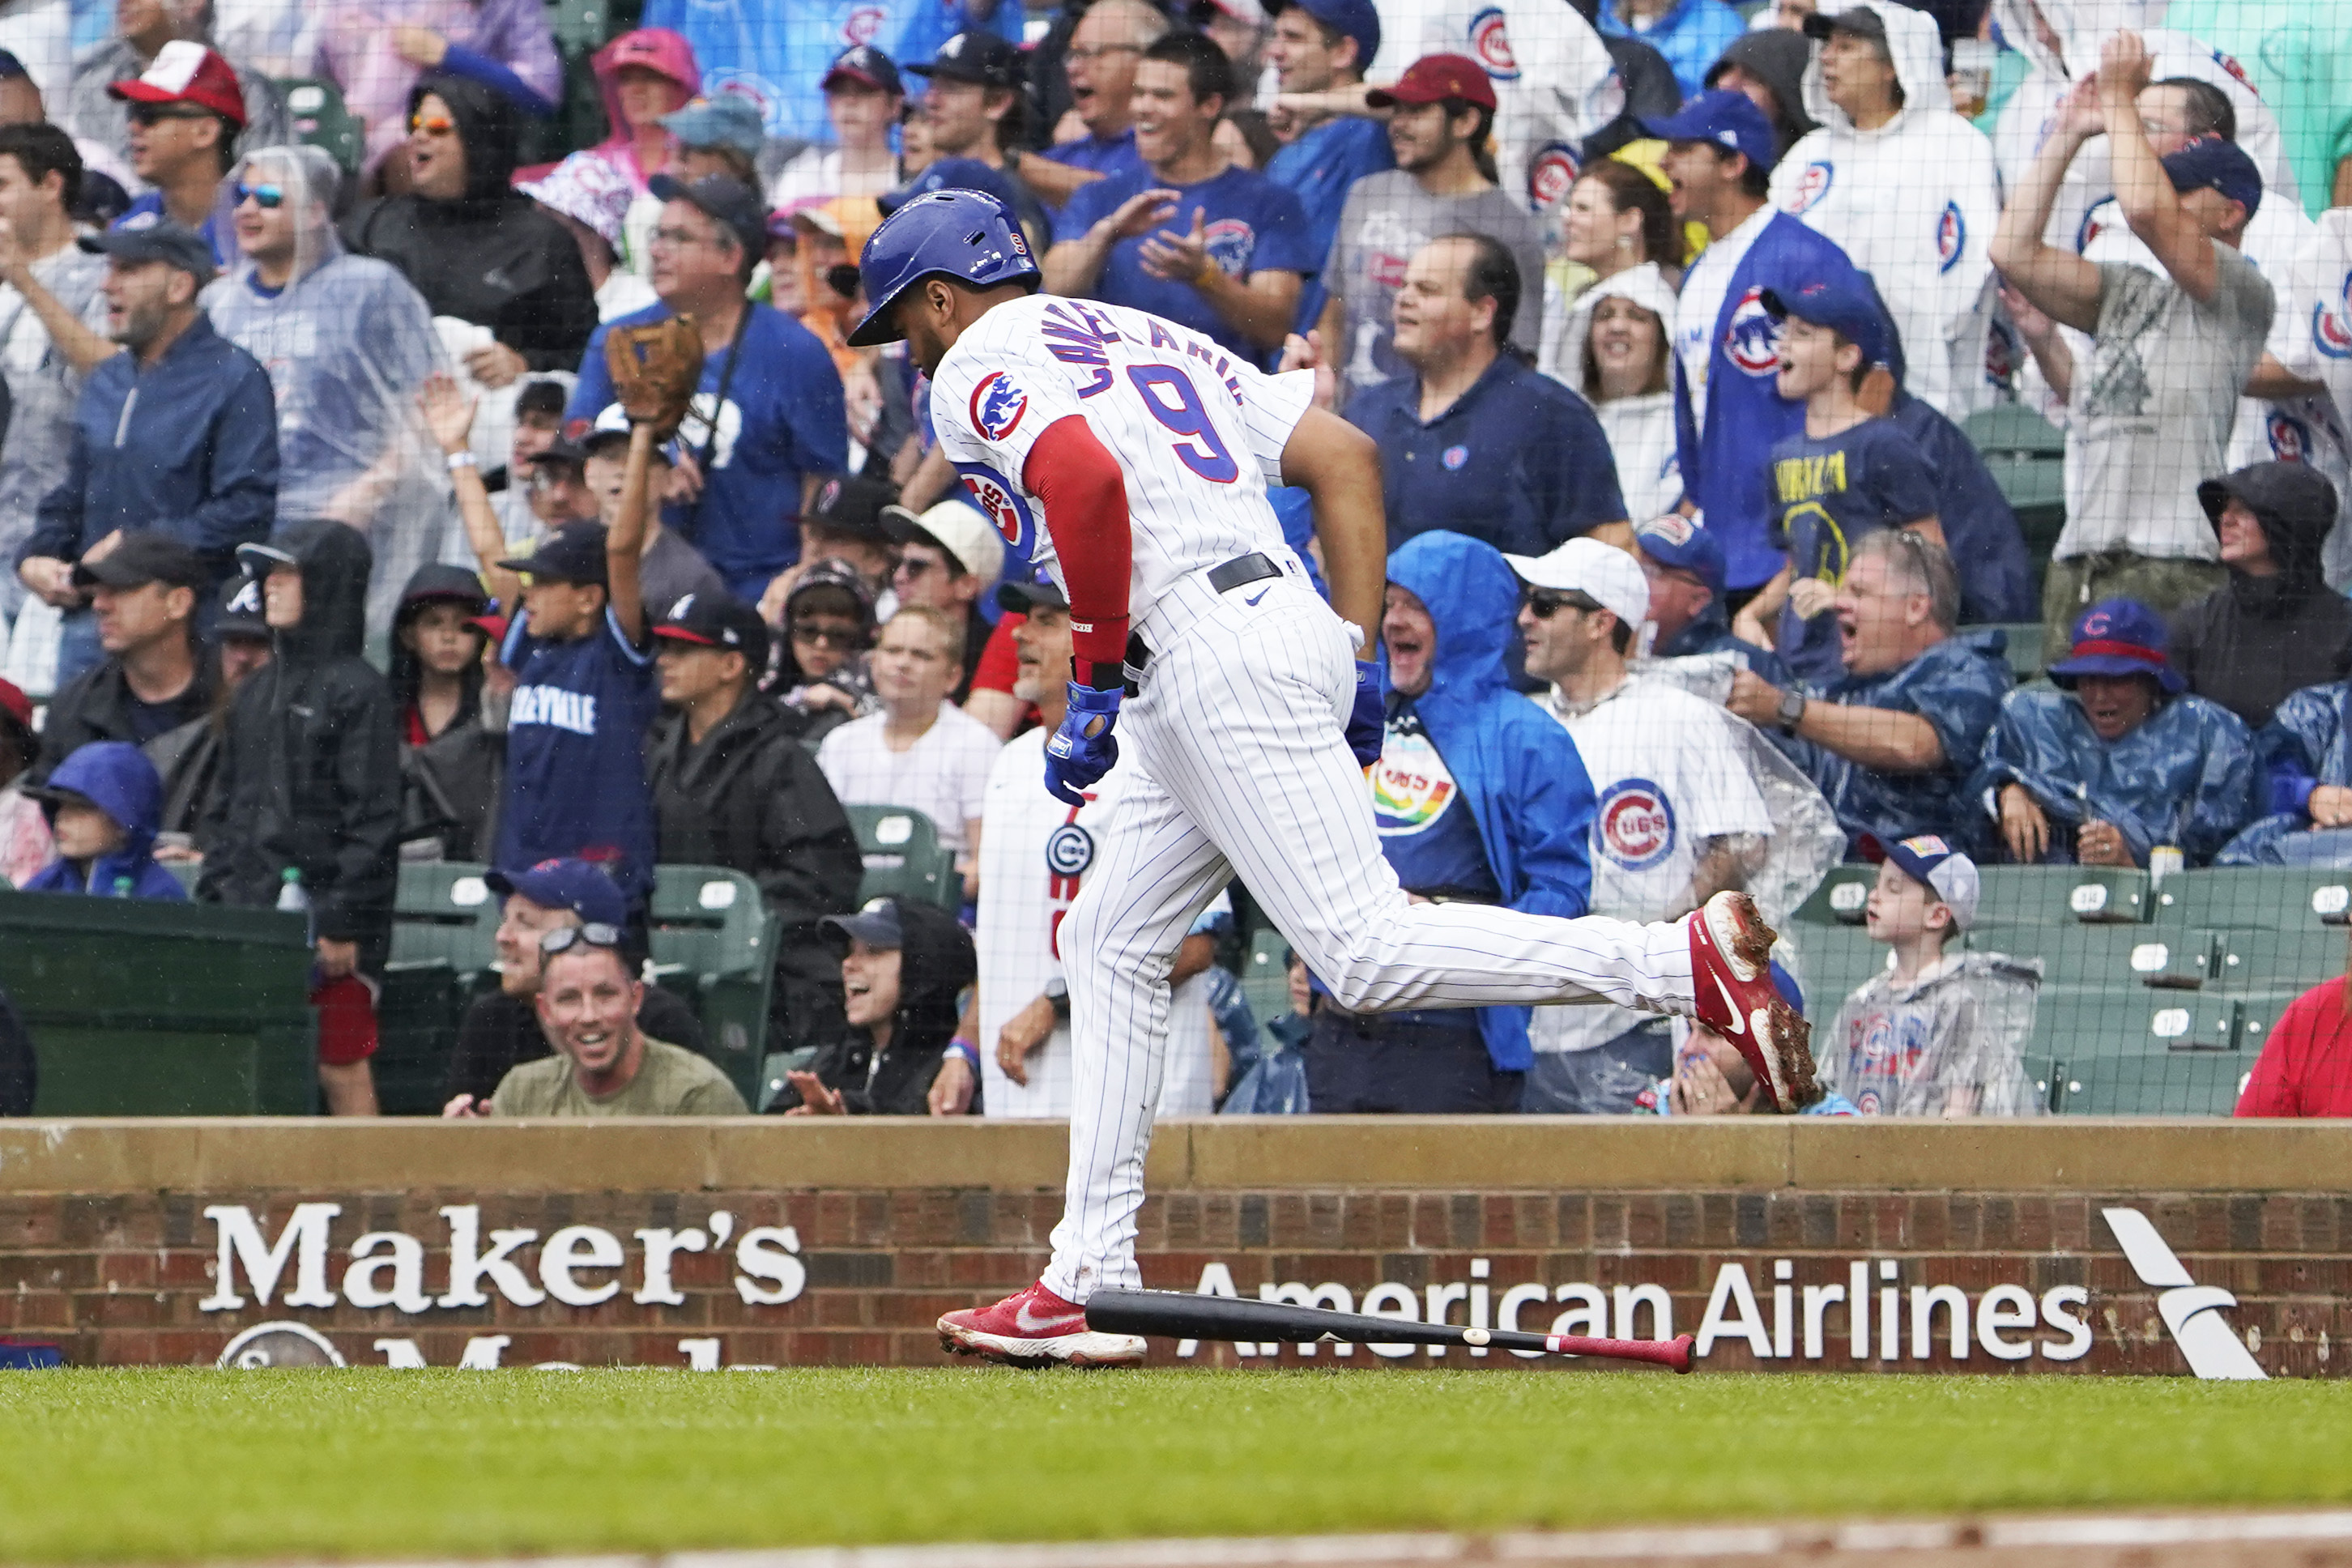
left=0, top=888, right=316, bottom=1113
left=375, top=863, right=504, bottom=1116
left=648, top=865, right=778, bottom=1105
left=846, top=804, right=960, bottom=910
left=277, top=79, right=362, bottom=174
left=1961, top=403, right=2065, bottom=558
left=1242, top=924, right=1290, bottom=1027
left=1981, top=623, right=2047, bottom=681
left=2064, top=1046, right=2250, bottom=1115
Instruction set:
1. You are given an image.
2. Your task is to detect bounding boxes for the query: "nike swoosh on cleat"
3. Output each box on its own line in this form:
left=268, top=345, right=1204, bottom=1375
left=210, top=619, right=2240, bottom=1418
left=1013, top=1301, right=1080, bottom=1335
left=1712, top=974, right=1746, bottom=1035
left=1244, top=587, right=1271, bottom=606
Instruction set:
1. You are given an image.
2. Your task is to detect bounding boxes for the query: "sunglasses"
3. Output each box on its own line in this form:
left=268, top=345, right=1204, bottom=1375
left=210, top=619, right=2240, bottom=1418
left=792, top=624, right=861, bottom=647
left=539, top=922, right=624, bottom=956
left=408, top=113, right=458, bottom=136
left=232, top=181, right=284, bottom=209
left=1522, top=587, right=1591, bottom=620
left=129, top=103, right=214, bottom=126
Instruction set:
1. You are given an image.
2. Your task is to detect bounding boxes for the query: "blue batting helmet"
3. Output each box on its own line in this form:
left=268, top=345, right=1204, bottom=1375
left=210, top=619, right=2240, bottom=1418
left=848, top=188, right=1040, bottom=347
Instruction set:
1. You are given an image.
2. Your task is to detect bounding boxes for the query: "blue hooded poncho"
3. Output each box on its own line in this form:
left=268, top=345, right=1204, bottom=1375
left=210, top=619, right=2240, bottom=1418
left=21, top=741, right=186, bottom=900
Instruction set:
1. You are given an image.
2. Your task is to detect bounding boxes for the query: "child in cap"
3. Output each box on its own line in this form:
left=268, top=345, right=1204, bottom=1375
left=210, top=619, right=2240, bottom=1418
left=20, top=741, right=185, bottom=900
left=1732, top=264, right=1943, bottom=684
left=1818, top=834, right=2047, bottom=1117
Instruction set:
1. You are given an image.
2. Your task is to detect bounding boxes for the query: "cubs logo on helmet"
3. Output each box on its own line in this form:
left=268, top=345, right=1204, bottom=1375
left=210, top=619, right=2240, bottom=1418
left=970, top=370, right=1029, bottom=441
left=1724, top=286, right=1780, bottom=377
left=1785, top=162, right=1833, bottom=215
left=1528, top=143, right=1580, bottom=211
left=1597, top=778, right=1676, bottom=871
left=1202, top=219, right=1255, bottom=276
left=2269, top=411, right=2312, bottom=462
left=1468, top=7, right=1518, bottom=79
left=1937, top=201, right=1965, bottom=275
left=952, top=461, right=1036, bottom=552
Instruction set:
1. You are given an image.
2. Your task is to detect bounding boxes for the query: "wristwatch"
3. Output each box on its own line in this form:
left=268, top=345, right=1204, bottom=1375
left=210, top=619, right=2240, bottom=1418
left=1775, top=688, right=1808, bottom=733
left=1045, top=977, right=1072, bottom=1021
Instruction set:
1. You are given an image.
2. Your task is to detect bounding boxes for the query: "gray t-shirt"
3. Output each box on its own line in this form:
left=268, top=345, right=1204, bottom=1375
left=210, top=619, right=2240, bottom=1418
left=490, top=1035, right=748, bottom=1116
left=1323, top=171, right=1549, bottom=402
left=2057, top=248, right=2273, bottom=561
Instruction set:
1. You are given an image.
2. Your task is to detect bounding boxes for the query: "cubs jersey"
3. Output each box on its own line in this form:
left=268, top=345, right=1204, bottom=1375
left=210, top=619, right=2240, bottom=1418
left=1532, top=675, right=1772, bottom=1055
left=2250, top=206, right=2352, bottom=586
left=975, top=729, right=1216, bottom=1118
left=927, top=294, right=1314, bottom=627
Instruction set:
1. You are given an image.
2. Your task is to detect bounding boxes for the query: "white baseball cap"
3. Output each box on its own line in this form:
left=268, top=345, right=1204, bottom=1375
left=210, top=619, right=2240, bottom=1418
left=1503, top=537, right=1650, bottom=632
left=880, top=498, right=1005, bottom=584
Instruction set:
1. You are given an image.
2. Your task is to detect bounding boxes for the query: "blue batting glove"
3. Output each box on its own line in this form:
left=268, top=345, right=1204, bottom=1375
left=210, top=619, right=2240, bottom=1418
left=1045, top=680, right=1123, bottom=806
left=1345, top=660, right=1386, bottom=768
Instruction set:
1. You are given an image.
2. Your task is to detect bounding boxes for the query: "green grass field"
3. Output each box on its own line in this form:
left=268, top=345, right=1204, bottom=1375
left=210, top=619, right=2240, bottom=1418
left=1, top=1370, right=2348, bottom=1562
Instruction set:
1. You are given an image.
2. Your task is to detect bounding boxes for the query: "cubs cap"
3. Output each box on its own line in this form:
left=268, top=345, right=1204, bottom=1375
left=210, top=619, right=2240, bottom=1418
left=2161, top=135, right=2262, bottom=224
left=881, top=496, right=1004, bottom=583
left=807, top=475, right=900, bottom=543
left=74, top=530, right=206, bottom=592
left=2047, top=597, right=2184, bottom=695
left=905, top=31, right=1021, bottom=87
left=1761, top=268, right=1889, bottom=367
left=80, top=217, right=215, bottom=282
left=996, top=577, right=1068, bottom=614
left=1505, top=536, right=1650, bottom=630
left=1640, top=87, right=1778, bottom=176
left=1879, top=833, right=1979, bottom=931
left=214, top=573, right=271, bottom=639
left=646, top=172, right=769, bottom=261
left=654, top=590, right=770, bottom=669
left=107, top=39, right=247, bottom=127
left=1366, top=53, right=1495, bottom=112
left=498, top=523, right=611, bottom=586
left=824, top=45, right=904, bottom=96
left=1634, top=513, right=1727, bottom=597
left=821, top=896, right=905, bottom=949
left=487, top=858, right=628, bottom=927
left=1267, top=0, right=1380, bottom=70
left=658, top=93, right=766, bottom=160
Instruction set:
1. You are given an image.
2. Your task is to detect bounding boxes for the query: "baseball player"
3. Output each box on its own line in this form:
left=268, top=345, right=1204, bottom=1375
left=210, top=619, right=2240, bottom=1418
left=849, top=190, right=1816, bottom=1367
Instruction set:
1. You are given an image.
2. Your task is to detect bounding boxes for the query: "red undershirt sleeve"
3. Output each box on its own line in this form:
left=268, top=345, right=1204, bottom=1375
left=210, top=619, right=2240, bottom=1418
left=1021, top=414, right=1134, bottom=677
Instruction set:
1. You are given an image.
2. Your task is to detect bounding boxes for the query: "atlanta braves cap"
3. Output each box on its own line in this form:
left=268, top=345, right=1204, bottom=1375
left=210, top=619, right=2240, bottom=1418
left=654, top=590, right=770, bottom=670
left=1505, top=536, right=1650, bottom=630
left=905, top=31, right=1021, bottom=87
left=824, top=45, right=904, bottom=96
left=1639, top=87, right=1778, bottom=176
left=1879, top=833, right=1979, bottom=931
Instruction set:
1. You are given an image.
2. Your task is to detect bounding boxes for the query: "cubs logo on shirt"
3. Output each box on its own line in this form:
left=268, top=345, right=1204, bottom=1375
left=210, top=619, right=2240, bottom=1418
left=2269, top=410, right=2314, bottom=462
left=1528, top=143, right=1581, bottom=211
left=1202, top=219, right=1256, bottom=276
left=1442, top=445, right=1468, bottom=470
left=1045, top=821, right=1094, bottom=877
left=1785, top=162, right=1833, bottom=216
left=1596, top=778, right=1676, bottom=871
left=1371, top=728, right=1458, bottom=834
left=2076, top=198, right=2116, bottom=255
left=953, top=460, right=1037, bottom=551
left=1724, top=286, right=1780, bottom=377
left=971, top=370, right=1029, bottom=441
left=2315, top=279, right=2352, bottom=360
left=1937, top=201, right=1965, bottom=275
left=1468, top=7, right=1519, bottom=79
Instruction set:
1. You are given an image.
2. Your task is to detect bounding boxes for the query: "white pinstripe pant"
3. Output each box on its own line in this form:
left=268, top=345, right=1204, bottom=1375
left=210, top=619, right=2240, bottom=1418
left=1040, top=565, right=1697, bottom=1302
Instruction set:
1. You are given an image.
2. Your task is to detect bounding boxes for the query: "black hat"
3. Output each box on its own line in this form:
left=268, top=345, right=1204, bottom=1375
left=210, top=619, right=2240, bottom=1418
left=1801, top=7, right=1889, bottom=44
left=806, top=475, right=900, bottom=543
left=78, top=217, right=215, bottom=283
left=72, top=530, right=206, bottom=591
left=653, top=590, right=770, bottom=669
left=905, top=31, right=1022, bottom=87
left=498, top=523, right=610, bottom=586
left=824, top=44, right=904, bottom=96
left=215, top=573, right=270, bottom=639
left=820, top=896, right=905, bottom=949
left=995, top=577, right=1068, bottom=614
left=646, top=171, right=769, bottom=261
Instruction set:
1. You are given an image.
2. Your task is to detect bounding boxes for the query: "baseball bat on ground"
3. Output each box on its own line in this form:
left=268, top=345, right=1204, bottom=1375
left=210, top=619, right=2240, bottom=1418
left=1084, top=1288, right=1696, bottom=1372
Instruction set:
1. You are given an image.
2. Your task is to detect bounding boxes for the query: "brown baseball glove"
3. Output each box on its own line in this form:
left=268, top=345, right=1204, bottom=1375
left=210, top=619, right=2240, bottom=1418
left=603, top=313, right=704, bottom=441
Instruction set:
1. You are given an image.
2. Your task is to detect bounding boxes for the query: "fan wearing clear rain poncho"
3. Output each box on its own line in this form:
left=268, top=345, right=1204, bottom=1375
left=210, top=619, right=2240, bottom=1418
left=203, top=145, right=447, bottom=645
left=1765, top=2, right=1998, bottom=418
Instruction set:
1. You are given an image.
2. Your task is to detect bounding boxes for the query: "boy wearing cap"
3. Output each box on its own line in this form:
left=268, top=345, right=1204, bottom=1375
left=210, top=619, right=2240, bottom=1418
left=1992, top=31, right=2274, bottom=660
left=1316, top=53, right=1546, bottom=403
left=568, top=172, right=847, bottom=603
left=1512, top=535, right=1777, bottom=1111
left=646, top=591, right=864, bottom=1059
left=1819, top=837, right=2047, bottom=1117
left=1971, top=597, right=2256, bottom=868
left=1732, top=266, right=1942, bottom=684
left=577, top=404, right=727, bottom=622
left=1046, top=32, right=1311, bottom=361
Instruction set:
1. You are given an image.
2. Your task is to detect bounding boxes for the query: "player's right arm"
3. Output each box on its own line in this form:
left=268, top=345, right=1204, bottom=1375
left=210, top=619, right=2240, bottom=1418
left=1278, top=408, right=1385, bottom=651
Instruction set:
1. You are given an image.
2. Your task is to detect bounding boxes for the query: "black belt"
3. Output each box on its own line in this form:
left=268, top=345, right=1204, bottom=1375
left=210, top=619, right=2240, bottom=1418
left=1126, top=553, right=1285, bottom=678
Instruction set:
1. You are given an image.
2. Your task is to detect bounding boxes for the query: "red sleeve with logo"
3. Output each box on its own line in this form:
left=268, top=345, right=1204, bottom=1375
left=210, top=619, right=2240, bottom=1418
left=2236, top=979, right=2352, bottom=1116
left=1021, top=415, right=1132, bottom=671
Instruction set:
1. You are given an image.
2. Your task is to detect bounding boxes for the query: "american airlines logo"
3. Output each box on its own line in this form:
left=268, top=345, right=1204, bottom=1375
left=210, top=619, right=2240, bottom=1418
left=2103, top=1208, right=2267, bottom=1381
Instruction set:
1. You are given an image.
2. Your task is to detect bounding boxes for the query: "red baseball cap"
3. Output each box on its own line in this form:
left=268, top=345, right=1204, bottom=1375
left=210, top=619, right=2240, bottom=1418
left=0, top=676, right=28, bottom=736
left=1366, top=53, right=1496, bottom=112
left=106, top=39, right=247, bottom=128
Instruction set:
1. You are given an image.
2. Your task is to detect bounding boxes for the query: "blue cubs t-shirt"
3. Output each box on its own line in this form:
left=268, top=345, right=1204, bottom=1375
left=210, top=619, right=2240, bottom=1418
left=1767, top=416, right=1941, bottom=684
left=1042, top=128, right=1144, bottom=184
left=1263, top=115, right=1393, bottom=333
left=496, top=607, right=661, bottom=905
left=1053, top=164, right=1313, bottom=363
left=569, top=302, right=848, bottom=599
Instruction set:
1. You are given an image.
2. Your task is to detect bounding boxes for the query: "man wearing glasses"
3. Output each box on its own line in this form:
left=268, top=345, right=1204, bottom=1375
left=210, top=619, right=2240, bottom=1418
left=880, top=496, right=1003, bottom=702
left=104, top=41, right=245, bottom=250
left=1020, top=0, right=1161, bottom=211
left=66, top=26, right=287, bottom=213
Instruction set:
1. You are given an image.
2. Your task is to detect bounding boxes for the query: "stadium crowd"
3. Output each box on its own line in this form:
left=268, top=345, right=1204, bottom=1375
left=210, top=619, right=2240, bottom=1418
left=2, top=0, right=2352, bottom=1121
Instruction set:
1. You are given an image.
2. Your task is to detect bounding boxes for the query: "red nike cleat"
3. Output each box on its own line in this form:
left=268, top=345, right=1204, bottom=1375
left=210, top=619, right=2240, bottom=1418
left=937, top=1282, right=1148, bottom=1367
left=1689, top=890, right=1818, bottom=1113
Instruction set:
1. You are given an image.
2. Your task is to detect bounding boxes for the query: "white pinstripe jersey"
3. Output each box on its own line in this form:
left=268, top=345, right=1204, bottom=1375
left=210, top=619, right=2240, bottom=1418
left=927, top=295, right=1316, bottom=628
